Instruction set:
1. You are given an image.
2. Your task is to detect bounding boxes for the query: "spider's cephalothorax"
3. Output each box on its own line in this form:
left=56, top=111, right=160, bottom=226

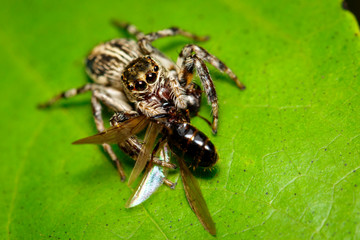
left=39, top=21, right=245, bottom=180
left=121, top=56, right=162, bottom=102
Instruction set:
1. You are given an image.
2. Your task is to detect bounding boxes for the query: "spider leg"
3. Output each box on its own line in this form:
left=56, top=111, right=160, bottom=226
left=91, top=88, right=140, bottom=181
left=196, top=57, right=219, bottom=134
left=177, top=44, right=246, bottom=90
left=138, top=27, right=209, bottom=54
left=38, top=83, right=95, bottom=108
left=91, top=95, right=127, bottom=181
left=112, top=20, right=145, bottom=39
left=176, top=53, right=219, bottom=134
left=175, top=45, right=246, bottom=134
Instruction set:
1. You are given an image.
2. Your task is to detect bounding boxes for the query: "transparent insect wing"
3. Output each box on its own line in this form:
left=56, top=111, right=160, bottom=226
left=178, top=156, right=216, bottom=236
left=126, top=144, right=171, bottom=208
left=72, top=115, right=149, bottom=145
left=127, top=122, right=163, bottom=185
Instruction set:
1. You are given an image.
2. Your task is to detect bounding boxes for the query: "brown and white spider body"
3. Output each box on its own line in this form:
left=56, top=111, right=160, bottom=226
left=39, top=21, right=245, bottom=180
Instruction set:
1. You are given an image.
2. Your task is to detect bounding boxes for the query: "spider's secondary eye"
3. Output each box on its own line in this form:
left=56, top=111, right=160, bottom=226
left=127, top=84, right=134, bottom=91
left=135, top=81, right=147, bottom=91
left=146, top=72, right=157, bottom=83
left=154, top=65, right=159, bottom=71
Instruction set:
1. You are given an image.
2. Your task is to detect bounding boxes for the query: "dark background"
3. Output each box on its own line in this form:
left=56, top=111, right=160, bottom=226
left=344, top=0, right=360, bottom=24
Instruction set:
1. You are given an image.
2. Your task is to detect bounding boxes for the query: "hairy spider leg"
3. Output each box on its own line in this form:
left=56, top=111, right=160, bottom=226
left=177, top=44, right=246, bottom=89
left=112, top=20, right=146, bottom=39
left=137, top=26, right=209, bottom=54
left=39, top=84, right=137, bottom=180
left=38, top=83, right=94, bottom=108
left=176, top=44, right=246, bottom=134
left=91, top=95, right=126, bottom=181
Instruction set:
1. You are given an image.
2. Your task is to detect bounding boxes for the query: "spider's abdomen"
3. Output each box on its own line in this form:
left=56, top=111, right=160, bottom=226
left=86, top=39, right=142, bottom=88
left=167, top=122, right=218, bottom=168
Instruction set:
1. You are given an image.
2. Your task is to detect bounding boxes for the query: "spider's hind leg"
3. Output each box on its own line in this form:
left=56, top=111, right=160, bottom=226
left=138, top=27, right=209, bottom=54
left=112, top=20, right=145, bottom=39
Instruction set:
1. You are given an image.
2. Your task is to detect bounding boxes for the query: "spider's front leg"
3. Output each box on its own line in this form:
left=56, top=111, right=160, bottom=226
left=91, top=87, right=142, bottom=181
left=179, top=55, right=219, bottom=134
left=176, top=45, right=246, bottom=134
left=177, top=44, right=246, bottom=90
left=38, top=83, right=95, bottom=108
left=91, top=94, right=127, bottom=181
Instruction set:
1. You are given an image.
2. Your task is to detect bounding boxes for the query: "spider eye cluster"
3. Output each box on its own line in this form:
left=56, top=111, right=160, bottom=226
left=122, top=57, right=160, bottom=92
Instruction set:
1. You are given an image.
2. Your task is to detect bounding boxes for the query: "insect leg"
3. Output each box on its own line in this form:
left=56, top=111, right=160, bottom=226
left=138, top=27, right=209, bottom=54
left=152, top=141, right=177, bottom=190
left=112, top=20, right=145, bottom=39
left=117, top=136, right=177, bottom=170
left=149, top=134, right=176, bottom=169
left=163, top=179, right=177, bottom=189
left=38, top=83, right=95, bottom=108
left=91, top=95, right=126, bottom=181
left=110, top=112, right=177, bottom=169
left=177, top=44, right=246, bottom=90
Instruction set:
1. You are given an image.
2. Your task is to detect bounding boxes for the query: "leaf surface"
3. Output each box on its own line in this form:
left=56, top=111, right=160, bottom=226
left=1, top=0, right=359, bottom=239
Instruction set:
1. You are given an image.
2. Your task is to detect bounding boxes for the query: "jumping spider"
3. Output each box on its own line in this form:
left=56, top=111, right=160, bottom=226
left=39, top=21, right=245, bottom=181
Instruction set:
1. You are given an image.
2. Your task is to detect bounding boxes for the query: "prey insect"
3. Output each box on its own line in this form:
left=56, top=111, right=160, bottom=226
left=39, top=21, right=245, bottom=235
left=73, top=108, right=218, bottom=235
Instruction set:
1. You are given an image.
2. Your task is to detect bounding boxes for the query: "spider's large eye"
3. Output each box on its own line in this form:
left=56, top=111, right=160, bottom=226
left=127, top=84, right=134, bottom=91
left=135, top=81, right=147, bottom=91
left=146, top=72, right=157, bottom=83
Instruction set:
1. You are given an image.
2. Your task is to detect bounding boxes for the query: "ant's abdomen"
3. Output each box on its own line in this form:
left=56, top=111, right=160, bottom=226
left=167, top=123, right=218, bottom=168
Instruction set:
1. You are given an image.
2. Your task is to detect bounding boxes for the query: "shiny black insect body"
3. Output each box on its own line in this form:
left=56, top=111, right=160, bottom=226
left=164, top=121, right=218, bottom=169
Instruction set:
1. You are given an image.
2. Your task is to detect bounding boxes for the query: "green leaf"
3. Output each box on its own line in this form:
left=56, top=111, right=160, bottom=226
left=1, top=0, right=359, bottom=239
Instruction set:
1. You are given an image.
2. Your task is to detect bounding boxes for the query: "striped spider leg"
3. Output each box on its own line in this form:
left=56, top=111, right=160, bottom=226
left=176, top=44, right=246, bottom=134
left=39, top=84, right=137, bottom=181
